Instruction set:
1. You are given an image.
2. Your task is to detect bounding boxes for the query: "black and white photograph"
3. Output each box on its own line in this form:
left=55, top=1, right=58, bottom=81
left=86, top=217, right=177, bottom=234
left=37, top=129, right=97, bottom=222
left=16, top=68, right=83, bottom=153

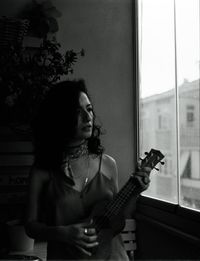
left=0, top=0, right=199, bottom=260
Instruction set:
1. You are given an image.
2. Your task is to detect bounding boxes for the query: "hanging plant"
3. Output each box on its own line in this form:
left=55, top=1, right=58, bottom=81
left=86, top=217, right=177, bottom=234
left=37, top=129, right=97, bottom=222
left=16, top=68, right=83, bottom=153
left=21, top=0, right=62, bottom=38
left=0, top=37, right=85, bottom=127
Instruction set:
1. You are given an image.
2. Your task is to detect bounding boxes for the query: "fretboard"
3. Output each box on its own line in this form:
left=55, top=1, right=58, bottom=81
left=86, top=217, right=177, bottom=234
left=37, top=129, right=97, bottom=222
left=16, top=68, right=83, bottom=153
left=94, top=175, right=137, bottom=232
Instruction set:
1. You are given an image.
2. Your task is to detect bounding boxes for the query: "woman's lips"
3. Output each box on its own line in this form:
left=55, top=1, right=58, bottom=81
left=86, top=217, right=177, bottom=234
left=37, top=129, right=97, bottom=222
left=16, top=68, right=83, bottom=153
left=82, top=125, right=92, bottom=131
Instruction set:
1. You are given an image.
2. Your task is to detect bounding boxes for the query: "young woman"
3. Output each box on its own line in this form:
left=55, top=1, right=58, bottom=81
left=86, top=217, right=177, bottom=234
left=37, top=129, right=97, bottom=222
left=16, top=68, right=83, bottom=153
left=25, top=80, right=151, bottom=260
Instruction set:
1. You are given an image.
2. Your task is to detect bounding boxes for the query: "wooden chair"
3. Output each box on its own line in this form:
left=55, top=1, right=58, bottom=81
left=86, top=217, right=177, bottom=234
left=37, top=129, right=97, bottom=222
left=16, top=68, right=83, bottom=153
left=121, top=219, right=137, bottom=260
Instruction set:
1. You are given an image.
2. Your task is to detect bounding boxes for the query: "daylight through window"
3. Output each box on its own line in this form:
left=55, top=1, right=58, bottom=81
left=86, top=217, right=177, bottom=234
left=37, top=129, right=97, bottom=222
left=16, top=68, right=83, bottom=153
left=138, top=0, right=200, bottom=211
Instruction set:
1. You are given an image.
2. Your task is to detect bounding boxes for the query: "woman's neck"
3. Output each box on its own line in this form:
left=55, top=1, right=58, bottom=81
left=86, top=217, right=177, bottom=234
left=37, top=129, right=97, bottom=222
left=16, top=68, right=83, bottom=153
left=63, top=140, right=88, bottom=160
left=67, top=139, right=86, bottom=149
left=66, top=140, right=86, bottom=148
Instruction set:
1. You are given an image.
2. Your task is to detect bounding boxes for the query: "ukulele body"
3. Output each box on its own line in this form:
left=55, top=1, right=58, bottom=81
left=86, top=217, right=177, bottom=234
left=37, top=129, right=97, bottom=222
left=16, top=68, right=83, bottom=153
left=82, top=199, right=126, bottom=260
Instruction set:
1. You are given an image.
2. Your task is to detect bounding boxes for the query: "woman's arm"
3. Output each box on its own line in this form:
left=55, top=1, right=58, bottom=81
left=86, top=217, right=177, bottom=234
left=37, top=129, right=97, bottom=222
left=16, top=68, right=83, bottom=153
left=25, top=166, right=61, bottom=241
left=25, top=166, right=99, bottom=256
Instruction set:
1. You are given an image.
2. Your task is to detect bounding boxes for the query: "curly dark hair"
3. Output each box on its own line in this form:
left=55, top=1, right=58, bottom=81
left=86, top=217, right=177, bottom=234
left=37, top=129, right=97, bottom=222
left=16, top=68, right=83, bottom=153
left=31, top=79, right=104, bottom=169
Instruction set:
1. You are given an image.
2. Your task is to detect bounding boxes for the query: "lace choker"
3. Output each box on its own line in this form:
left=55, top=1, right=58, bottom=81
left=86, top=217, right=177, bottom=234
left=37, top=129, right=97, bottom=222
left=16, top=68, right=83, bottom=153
left=64, top=142, right=89, bottom=160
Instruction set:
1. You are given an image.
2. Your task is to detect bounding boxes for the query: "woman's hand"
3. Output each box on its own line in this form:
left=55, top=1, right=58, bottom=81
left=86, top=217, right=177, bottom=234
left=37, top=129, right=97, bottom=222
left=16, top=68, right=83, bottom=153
left=59, top=220, right=99, bottom=257
left=133, top=166, right=151, bottom=194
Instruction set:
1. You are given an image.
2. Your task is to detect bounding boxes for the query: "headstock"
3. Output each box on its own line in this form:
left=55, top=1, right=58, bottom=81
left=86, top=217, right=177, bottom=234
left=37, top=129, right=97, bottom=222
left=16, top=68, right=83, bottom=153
left=139, top=148, right=165, bottom=171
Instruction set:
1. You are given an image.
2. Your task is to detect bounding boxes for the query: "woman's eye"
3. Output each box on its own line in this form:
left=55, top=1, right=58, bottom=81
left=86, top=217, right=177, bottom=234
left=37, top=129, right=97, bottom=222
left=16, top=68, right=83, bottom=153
left=77, top=107, right=93, bottom=116
left=87, top=107, right=93, bottom=113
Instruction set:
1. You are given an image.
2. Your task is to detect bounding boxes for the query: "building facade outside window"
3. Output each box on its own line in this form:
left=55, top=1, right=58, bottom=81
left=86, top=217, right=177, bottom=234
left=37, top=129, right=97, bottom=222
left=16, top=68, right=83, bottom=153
left=138, top=0, right=200, bottom=211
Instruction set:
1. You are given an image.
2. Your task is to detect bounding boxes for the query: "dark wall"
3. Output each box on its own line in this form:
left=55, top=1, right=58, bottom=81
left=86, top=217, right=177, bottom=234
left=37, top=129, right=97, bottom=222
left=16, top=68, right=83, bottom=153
left=136, top=218, right=200, bottom=260
left=0, top=0, right=135, bottom=189
left=135, top=197, right=200, bottom=260
left=0, top=0, right=134, bottom=222
left=54, top=0, right=135, bottom=185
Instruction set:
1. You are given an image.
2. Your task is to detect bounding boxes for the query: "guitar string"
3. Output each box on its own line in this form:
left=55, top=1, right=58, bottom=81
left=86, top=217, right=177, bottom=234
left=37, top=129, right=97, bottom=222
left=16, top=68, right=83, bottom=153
left=95, top=177, right=142, bottom=231
left=94, top=178, right=136, bottom=231
left=106, top=180, right=134, bottom=214
left=94, top=182, right=136, bottom=231
left=109, top=182, right=135, bottom=214
left=95, top=184, right=143, bottom=230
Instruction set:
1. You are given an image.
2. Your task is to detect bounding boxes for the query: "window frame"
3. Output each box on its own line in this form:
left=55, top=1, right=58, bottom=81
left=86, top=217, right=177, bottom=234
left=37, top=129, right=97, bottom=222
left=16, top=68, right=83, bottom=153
left=133, top=0, right=200, bottom=240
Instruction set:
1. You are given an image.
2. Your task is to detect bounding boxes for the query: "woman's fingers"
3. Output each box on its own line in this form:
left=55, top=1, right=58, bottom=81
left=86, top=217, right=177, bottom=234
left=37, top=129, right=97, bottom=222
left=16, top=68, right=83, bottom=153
left=82, top=227, right=99, bottom=245
left=135, top=171, right=149, bottom=177
left=143, top=166, right=152, bottom=173
left=134, top=170, right=151, bottom=192
left=135, top=175, right=149, bottom=186
left=83, top=227, right=96, bottom=236
left=137, top=166, right=152, bottom=173
left=137, top=162, right=152, bottom=172
left=75, top=244, right=93, bottom=257
left=143, top=175, right=150, bottom=184
left=75, top=234, right=99, bottom=257
left=77, top=225, right=99, bottom=248
left=78, top=239, right=99, bottom=248
left=135, top=172, right=150, bottom=183
left=83, top=234, right=98, bottom=243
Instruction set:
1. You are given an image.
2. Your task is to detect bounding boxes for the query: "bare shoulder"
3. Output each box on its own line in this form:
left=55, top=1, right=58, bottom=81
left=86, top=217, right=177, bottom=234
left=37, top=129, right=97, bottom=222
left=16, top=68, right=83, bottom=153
left=101, top=154, right=118, bottom=180
left=102, top=154, right=117, bottom=168
left=29, top=165, right=50, bottom=185
left=26, top=166, right=50, bottom=222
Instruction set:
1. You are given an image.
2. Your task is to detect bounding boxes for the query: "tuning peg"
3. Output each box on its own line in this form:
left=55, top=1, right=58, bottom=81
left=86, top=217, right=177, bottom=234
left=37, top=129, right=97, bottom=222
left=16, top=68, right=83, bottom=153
left=154, top=167, right=159, bottom=171
left=161, top=161, right=165, bottom=165
left=144, top=152, right=148, bottom=155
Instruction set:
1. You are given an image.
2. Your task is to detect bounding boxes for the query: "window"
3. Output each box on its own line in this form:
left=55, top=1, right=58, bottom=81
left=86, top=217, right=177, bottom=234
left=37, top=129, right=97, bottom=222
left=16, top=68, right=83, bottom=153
left=138, top=0, right=200, bottom=211
left=186, top=105, right=194, bottom=127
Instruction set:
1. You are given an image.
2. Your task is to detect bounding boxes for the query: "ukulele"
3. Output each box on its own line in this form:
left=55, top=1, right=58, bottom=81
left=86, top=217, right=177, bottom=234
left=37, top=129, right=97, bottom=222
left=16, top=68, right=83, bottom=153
left=80, top=148, right=165, bottom=259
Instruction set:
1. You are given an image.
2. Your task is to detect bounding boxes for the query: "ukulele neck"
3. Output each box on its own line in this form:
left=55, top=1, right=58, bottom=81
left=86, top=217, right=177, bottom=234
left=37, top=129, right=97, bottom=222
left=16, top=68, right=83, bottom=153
left=94, top=175, right=137, bottom=232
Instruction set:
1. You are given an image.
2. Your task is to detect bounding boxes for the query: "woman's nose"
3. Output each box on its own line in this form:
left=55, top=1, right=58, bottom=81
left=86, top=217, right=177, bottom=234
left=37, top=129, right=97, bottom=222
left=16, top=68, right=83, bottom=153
left=82, top=110, right=92, bottom=122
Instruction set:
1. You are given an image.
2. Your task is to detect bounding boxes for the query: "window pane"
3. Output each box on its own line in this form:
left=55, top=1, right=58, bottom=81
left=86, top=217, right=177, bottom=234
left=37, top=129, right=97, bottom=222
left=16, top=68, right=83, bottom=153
left=138, top=0, right=178, bottom=203
left=176, top=0, right=200, bottom=210
left=138, top=0, right=200, bottom=211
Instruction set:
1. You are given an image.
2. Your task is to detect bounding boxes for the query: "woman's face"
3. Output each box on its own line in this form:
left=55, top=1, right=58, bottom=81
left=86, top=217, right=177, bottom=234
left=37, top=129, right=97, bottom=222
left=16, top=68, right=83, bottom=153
left=73, top=92, right=94, bottom=143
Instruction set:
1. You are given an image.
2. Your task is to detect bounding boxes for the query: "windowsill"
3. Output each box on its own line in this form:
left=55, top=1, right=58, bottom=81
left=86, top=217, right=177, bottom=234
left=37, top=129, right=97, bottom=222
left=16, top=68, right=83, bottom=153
left=136, top=195, right=200, bottom=243
left=182, top=178, right=200, bottom=188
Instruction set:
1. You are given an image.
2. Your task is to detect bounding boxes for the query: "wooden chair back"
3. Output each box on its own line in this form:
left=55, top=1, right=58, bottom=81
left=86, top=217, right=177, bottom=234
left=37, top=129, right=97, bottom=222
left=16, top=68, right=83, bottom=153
left=121, top=219, right=136, bottom=260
